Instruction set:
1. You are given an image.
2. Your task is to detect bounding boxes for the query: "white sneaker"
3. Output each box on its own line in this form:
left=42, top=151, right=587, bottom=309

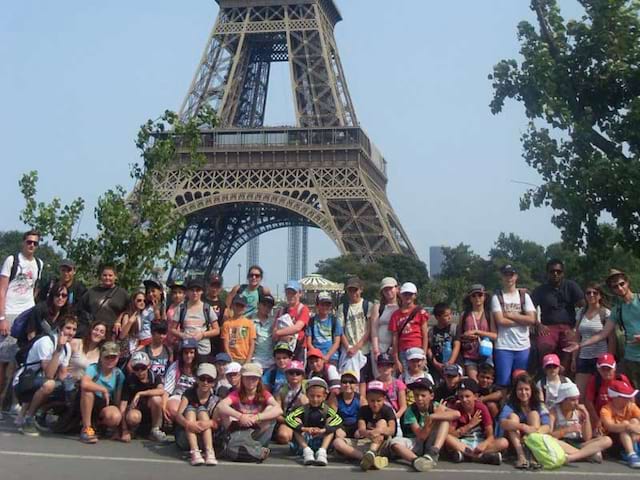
left=315, top=448, right=328, bottom=466
left=8, top=404, right=21, bottom=416
left=149, top=428, right=168, bottom=442
left=302, top=446, right=315, bottom=465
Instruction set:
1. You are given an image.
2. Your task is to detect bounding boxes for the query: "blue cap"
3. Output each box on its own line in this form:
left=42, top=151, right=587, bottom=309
left=180, top=338, right=198, bottom=351
left=285, top=280, right=302, bottom=292
left=214, top=352, right=232, bottom=364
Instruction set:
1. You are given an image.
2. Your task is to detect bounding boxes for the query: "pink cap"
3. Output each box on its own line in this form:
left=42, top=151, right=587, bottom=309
left=597, top=353, right=616, bottom=369
left=286, top=360, right=305, bottom=372
left=366, top=380, right=386, bottom=394
left=542, top=353, right=561, bottom=368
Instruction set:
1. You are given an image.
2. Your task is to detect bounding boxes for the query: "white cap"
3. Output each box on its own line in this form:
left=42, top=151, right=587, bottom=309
left=555, top=382, right=580, bottom=404
left=225, top=362, right=242, bottom=375
left=379, top=277, right=398, bottom=291
left=405, top=347, right=426, bottom=361
left=399, top=282, right=418, bottom=294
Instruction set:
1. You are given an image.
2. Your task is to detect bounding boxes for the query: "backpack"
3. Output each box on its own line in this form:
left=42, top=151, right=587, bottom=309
left=524, top=433, right=567, bottom=469
left=342, top=299, right=370, bottom=324
left=496, top=288, right=527, bottom=313
left=224, top=429, right=269, bottom=463
left=308, top=313, right=338, bottom=344
left=178, top=301, right=212, bottom=329
left=237, top=284, right=264, bottom=298
left=539, top=375, right=570, bottom=391
left=8, top=252, right=43, bottom=286
left=10, top=306, right=36, bottom=343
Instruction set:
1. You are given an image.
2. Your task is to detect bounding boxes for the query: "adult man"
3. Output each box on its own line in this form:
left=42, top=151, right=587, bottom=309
left=573, top=269, right=640, bottom=388
left=0, top=230, right=44, bottom=417
left=226, top=265, right=272, bottom=319
left=338, top=277, right=378, bottom=384
left=77, top=265, right=129, bottom=339
left=532, top=259, right=585, bottom=370
left=274, top=281, right=310, bottom=361
left=37, top=259, right=87, bottom=307
left=206, top=274, right=226, bottom=355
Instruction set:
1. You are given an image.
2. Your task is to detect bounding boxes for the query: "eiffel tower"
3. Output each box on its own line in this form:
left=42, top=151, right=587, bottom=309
left=162, top=0, right=417, bottom=280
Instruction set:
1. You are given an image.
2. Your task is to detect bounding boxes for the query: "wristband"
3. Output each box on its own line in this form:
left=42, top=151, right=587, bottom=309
left=0, top=316, right=5, bottom=321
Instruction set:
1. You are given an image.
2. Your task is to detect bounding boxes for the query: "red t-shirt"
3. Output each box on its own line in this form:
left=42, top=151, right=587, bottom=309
left=454, top=400, right=493, bottom=436
left=585, top=373, right=631, bottom=414
left=389, top=307, right=429, bottom=352
left=227, top=389, right=274, bottom=415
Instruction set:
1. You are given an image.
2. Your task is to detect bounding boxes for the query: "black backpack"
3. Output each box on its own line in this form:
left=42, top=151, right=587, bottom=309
left=8, top=252, right=43, bottom=287
left=341, top=299, right=370, bottom=323
left=308, top=313, right=339, bottom=343
left=178, top=301, right=213, bottom=329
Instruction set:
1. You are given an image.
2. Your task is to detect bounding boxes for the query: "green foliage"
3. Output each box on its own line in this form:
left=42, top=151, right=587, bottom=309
left=315, top=254, right=429, bottom=302
left=19, top=108, right=217, bottom=290
left=490, top=0, right=640, bottom=254
left=0, top=230, right=63, bottom=275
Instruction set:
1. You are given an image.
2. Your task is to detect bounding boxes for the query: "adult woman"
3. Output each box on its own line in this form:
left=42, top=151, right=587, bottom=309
left=458, top=284, right=496, bottom=380
left=26, top=282, right=69, bottom=340
left=69, top=321, right=107, bottom=381
left=79, top=341, right=125, bottom=444
left=497, top=373, right=551, bottom=469
left=217, top=362, right=283, bottom=453
left=572, top=283, right=612, bottom=400
left=164, top=338, right=199, bottom=422
left=372, top=277, right=399, bottom=363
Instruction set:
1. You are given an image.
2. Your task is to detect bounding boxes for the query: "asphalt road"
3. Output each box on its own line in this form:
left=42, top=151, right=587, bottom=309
left=0, top=419, right=636, bottom=480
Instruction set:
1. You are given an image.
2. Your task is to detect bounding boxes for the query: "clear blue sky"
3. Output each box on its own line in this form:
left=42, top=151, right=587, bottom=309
left=1, top=1, right=583, bottom=293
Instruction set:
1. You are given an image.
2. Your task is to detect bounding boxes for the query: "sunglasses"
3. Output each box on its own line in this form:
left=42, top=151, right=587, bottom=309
left=287, top=371, right=303, bottom=376
left=25, top=240, right=39, bottom=246
left=611, top=281, right=626, bottom=289
left=133, top=365, right=148, bottom=372
left=198, top=376, right=215, bottom=384
left=248, top=273, right=261, bottom=278
left=55, top=292, right=68, bottom=298
left=341, top=380, right=357, bottom=385
left=136, top=298, right=146, bottom=303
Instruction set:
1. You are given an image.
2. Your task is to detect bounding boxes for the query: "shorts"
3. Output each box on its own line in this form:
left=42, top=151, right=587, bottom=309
left=342, top=437, right=391, bottom=456
left=0, top=314, right=19, bottom=363
left=359, top=353, right=374, bottom=383
left=16, top=372, right=65, bottom=403
left=464, top=357, right=494, bottom=369
left=290, top=432, right=324, bottom=454
left=91, top=395, right=110, bottom=424
left=536, top=324, right=573, bottom=356
left=390, top=429, right=439, bottom=456
left=460, top=433, right=485, bottom=450
left=576, top=357, right=598, bottom=375
left=184, top=404, right=210, bottom=415
left=339, top=423, right=358, bottom=438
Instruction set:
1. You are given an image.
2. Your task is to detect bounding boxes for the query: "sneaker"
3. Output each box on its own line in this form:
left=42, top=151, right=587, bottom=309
left=303, top=446, right=315, bottom=465
left=627, top=453, right=640, bottom=469
left=480, top=452, right=502, bottom=465
left=588, top=452, right=603, bottom=464
left=360, top=450, right=376, bottom=471
left=14, top=414, right=24, bottom=427
left=412, top=456, right=434, bottom=472
left=20, top=417, right=39, bottom=437
left=204, top=448, right=218, bottom=466
left=451, top=450, right=464, bottom=463
left=372, top=456, right=388, bottom=470
left=190, top=449, right=205, bottom=466
left=80, top=426, right=98, bottom=444
left=315, top=448, right=328, bottom=466
left=149, top=428, right=169, bottom=443
left=8, top=404, right=21, bottom=417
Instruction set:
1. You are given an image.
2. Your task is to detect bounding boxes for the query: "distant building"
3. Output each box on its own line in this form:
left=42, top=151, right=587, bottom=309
left=429, top=246, right=445, bottom=277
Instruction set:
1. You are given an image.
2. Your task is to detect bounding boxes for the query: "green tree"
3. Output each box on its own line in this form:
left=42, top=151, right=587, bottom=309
left=489, top=232, right=547, bottom=286
left=19, top=108, right=216, bottom=290
left=490, top=0, right=640, bottom=253
left=0, top=230, right=63, bottom=275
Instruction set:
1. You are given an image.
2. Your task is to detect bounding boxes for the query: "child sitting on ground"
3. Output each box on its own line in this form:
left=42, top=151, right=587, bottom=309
left=476, top=363, right=503, bottom=418
left=401, top=347, right=434, bottom=406
left=391, top=378, right=460, bottom=471
left=584, top=353, right=631, bottom=433
left=536, top=353, right=575, bottom=408
left=285, top=377, right=342, bottom=466
left=333, top=381, right=397, bottom=471
left=329, top=370, right=360, bottom=439
left=599, top=379, right=640, bottom=469
left=549, top=382, right=612, bottom=464
left=274, top=360, right=308, bottom=444
left=445, top=378, right=508, bottom=465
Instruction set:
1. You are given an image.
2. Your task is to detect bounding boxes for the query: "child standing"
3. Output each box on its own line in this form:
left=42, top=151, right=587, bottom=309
left=285, top=377, right=342, bottom=466
left=142, top=322, right=172, bottom=381
left=457, top=285, right=495, bottom=380
left=221, top=296, right=256, bottom=364
left=252, top=294, right=276, bottom=368
left=391, top=378, right=459, bottom=471
left=389, top=282, right=429, bottom=373
left=306, top=292, right=342, bottom=365
left=600, top=379, right=640, bottom=468
left=428, top=303, right=461, bottom=382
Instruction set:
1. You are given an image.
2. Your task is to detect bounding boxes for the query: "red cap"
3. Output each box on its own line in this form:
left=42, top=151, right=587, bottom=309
left=543, top=353, right=561, bottom=368
left=307, top=347, right=324, bottom=359
left=597, top=353, right=616, bottom=369
left=608, top=379, right=638, bottom=399
left=512, top=369, right=528, bottom=380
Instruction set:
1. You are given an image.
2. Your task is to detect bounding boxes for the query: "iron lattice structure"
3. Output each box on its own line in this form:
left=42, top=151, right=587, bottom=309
left=166, top=0, right=416, bottom=279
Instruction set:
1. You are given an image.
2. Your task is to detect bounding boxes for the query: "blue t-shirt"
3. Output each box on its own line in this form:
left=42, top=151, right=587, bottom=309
left=305, top=314, right=343, bottom=362
left=609, top=294, right=640, bottom=362
left=337, top=393, right=360, bottom=426
left=495, top=402, right=549, bottom=437
left=262, top=367, right=287, bottom=394
left=85, top=363, right=125, bottom=399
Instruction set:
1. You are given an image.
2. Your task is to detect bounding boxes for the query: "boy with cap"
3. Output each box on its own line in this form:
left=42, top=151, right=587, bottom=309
left=329, top=370, right=361, bottom=439
left=253, top=293, right=276, bottom=368
left=445, top=378, right=508, bottom=465
left=172, top=279, right=220, bottom=357
left=143, top=321, right=172, bottom=381
left=391, top=378, right=459, bottom=471
left=434, top=364, right=464, bottom=406
left=273, top=280, right=310, bottom=361
left=263, top=342, right=293, bottom=394
left=390, top=282, right=428, bottom=374
left=600, top=379, right=640, bottom=467
left=584, top=353, right=631, bottom=431
left=221, top=295, right=256, bottom=364
left=119, top=351, right=167, bottom=442
left=213, top=353, right=232, bottom=396
left=274, top=360, right=308, bottom=444
left=537, top=353, right=575, bottom=408
left=549, top=382, right=612, bottom=464
left=285, top=377, right=342, bottom=466
left=307, top=347, right=341, bottom=396
left=306, top=291, right=342, bottom=365
left=333, top=380, right=396, bottom=471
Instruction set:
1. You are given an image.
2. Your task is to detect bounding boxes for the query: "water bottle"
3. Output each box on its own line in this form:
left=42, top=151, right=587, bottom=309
left=442, top=339, right=452, bottom=364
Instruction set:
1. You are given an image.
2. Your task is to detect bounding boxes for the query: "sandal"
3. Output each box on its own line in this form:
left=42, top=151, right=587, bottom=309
left=529, top=460, right=543, bottom=470
left=515, top=458, right=530, bottom=470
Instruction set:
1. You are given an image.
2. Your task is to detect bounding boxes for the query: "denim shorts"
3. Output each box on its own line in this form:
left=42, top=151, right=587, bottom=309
left=184, top=404, right=210, bottom=415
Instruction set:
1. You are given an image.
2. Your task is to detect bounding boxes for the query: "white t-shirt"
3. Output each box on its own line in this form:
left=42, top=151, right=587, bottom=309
left=338, top=299, right=371, bottom=355
left=491, top=290, right=535, bottom=351
left=25, top=334, right=71, bottom=372
left=0, top=253, right=40, bottom=315
left=377, top=303, right=398, bottom=354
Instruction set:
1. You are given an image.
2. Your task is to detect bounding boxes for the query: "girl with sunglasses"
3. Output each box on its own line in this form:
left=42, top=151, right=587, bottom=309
left=22, top=282, right=69, bottom=344
left=458, top=284, right=496, bottom=381
left=119, top=292, right=146, bottom=364
left=175, top=363, right=219, bottom=466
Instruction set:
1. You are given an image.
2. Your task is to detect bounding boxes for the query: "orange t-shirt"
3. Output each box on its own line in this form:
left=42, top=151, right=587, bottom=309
left=600, top=402, right=640, bottom=430
left=221, top=317, right=256, bottom=363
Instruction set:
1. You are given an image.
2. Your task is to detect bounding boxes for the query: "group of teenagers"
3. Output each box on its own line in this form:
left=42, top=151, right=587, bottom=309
left=2, top=231, right=640, bottom=471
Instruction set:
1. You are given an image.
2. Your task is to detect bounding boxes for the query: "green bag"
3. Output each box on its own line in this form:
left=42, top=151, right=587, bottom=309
left=524, top=433, right=566, bottom=470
